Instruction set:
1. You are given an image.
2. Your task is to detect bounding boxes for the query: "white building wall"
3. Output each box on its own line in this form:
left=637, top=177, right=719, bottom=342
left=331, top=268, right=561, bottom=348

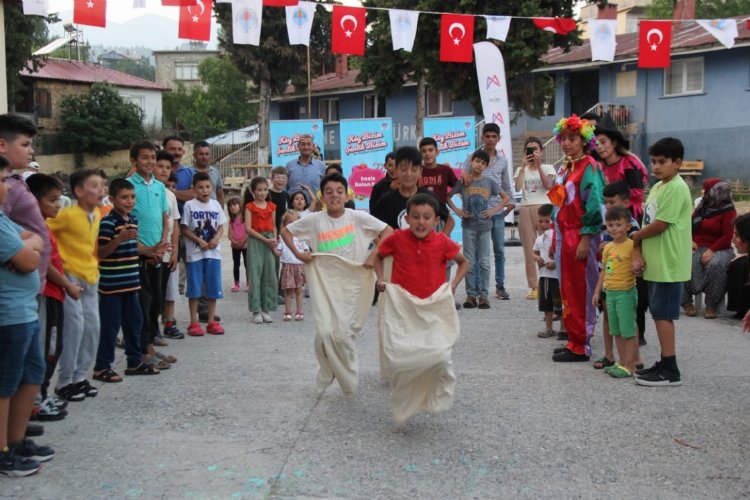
left=117, top=88, right=163, bottom=128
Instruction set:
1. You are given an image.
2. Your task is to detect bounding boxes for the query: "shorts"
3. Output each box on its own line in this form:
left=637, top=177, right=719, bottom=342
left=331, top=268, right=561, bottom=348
left=165, top=267, right=179, bottom=302
left=186, top=259, right=223, bottom=300
left=605, top=288, right=637, bottom=338
left=538, top=276, right=562, bottom=313
left=0, top=321, right=45, bottom=397
left=648, top=281, right=683, bottom=320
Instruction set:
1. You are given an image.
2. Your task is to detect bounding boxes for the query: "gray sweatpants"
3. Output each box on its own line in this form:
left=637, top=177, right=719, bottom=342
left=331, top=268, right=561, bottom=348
left=55, top=275, right=100, bottom=388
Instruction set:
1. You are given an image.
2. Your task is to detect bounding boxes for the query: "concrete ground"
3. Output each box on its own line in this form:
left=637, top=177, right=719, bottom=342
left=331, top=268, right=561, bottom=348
left=12, top=243, right=750, bottom=499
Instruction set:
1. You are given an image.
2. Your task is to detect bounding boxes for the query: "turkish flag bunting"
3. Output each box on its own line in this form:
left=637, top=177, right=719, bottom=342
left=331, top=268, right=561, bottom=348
left=440, top=14, right=475, bottom=63
left=638, top=20, right=672, bottom=68
left=263, top=0, right=298, bottom=6
left=162, top=0, right=197, bottom=5
left=74, top=0, right=107, bottom=28
left=532, top=17, right=576, bottom=35
left=332, top=6, right=366, bottom=56
left=179, top=0, right=213, bottom=41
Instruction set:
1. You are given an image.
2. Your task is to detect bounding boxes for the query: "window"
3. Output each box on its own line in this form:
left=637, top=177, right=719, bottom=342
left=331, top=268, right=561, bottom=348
left=427, top=89, right=453, bottom=116
left=175, top=62, right=199, bottom=80
left=363, top=94, right=386, bottom=118
left=616, top=71, right=637, bottom=97
left=34, top=89, right=51, bottom=118
left=121, top=94, right=145, bottom=112
left=664, top=58, right=703, bottom=96
left=280, top=101, right=300, bottom=120
left=319, top=98, right=339, bottom=123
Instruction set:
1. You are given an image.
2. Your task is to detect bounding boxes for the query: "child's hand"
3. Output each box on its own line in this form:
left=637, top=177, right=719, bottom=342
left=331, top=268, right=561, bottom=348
left=21, top=232, right=44, bottom=253
left=297, top=251, right=313, bottom=264
left=480, top=209, right=492, bottom=219
left=363, top=253, right=377, bottom=269
left=118, top=227, right=138, bottom=242
left=458, top=209, right=470, bottom=218
left=592, top=290, right=601, bottom=308
left=198, top=240, right=210, bottom=251
left=208, top=238, right=220, bottom=249
left=65, top=282, right=83, bottom=300
left=376, top=280, right=386, bottom=293
left=169, top=252, right=178, bottom=271
left=632, top=254, right=644, bottom=275
left=272, top=248, right=281, bottom=257
left=545, top=261, right=556, bottom=270
left=265, top=238, right=277, bottom=251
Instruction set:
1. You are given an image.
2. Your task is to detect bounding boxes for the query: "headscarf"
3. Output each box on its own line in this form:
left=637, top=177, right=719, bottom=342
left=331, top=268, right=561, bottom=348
left=692, top=178, right=734, bottom=231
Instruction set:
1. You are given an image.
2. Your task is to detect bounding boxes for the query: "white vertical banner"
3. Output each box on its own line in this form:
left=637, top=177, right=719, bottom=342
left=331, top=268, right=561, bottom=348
left=133, top=0, right=146, bottom=8
left=484, top=16, right=510, bottom=42
left=389, top=9, right=419, bottom=52
left=473, top=41, right=514, bottom=209
left=22, top=0, right=49, bottom=16
left=589, top=19, right=617, bottom=62
left=286, top=1, right=316, bottom=46
left=232, top=0, right=263, bottom=46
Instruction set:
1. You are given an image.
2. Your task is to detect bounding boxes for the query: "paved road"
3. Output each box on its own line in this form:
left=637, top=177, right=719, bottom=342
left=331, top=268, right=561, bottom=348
left=13, top=245, right=750, bottom=499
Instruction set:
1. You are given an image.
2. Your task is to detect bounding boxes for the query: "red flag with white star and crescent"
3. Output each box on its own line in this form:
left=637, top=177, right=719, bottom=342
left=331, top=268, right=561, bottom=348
left=178, top=0, right=213, bottom=41
left=74, top=0, right=107, bottom=28
left=638, top=20, right=672, bottom=68
left=440, top=14, right=475, bottom=63
left=332, top=5, right=366, bottom=56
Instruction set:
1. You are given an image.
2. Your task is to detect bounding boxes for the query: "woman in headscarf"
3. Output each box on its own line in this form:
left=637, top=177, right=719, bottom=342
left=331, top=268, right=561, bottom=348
left=683, top=178, right=736, bottom=319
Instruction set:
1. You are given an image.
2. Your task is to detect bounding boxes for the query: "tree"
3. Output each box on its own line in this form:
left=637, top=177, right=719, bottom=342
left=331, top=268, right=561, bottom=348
left=358, top=0, right=579, bottom=135
left=214, top=3, right=332, bottom=163
left=648, top=0, right=750, bottom=18
left=162, top=56, right=257, bottom=140
left=109, top=58, right=156, bottom=81
left=59, top=83, right=146, bottom=163
left=4, top=3, right=57, bottom=107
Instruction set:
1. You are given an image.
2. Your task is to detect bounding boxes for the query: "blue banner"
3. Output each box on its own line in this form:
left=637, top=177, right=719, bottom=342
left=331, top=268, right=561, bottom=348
left=339, top=118, right=394, bottom=210
left=270, top=119, right=325, bottom=167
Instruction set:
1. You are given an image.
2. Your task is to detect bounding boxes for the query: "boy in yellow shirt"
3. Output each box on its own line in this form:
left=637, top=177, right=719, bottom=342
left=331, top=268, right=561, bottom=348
left=593, top=206, right=638, bottom=378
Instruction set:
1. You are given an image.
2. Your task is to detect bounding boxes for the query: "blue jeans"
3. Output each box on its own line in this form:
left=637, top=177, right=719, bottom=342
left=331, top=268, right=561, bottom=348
left=464, top=228, right=492, bottom=299
left=472, top=214, right=505, bottom=290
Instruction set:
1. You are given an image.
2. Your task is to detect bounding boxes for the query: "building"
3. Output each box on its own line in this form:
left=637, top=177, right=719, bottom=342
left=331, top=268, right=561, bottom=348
left=579, top=0, right=651, bottom=37
left=153, top=44, right=221, bottom=90
left=16, top=58, right=169, bottom=133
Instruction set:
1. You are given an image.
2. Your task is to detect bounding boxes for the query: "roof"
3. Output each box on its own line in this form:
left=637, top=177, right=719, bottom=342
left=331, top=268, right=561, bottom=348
left=282, top=69, right=369, bottom=97
left=20, top=58, right=170, bottom=91
left=205, top=124, right=259, bottom=146
left=542, top=16, right=750, bottom=68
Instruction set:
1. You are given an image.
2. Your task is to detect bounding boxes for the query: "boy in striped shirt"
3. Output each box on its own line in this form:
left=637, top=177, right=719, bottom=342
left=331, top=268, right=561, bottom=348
left=94, top=179, right=158, bottom=380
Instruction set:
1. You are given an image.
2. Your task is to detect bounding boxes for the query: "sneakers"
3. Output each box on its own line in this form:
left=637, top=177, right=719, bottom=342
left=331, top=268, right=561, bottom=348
left=12, top=439, right=55, bottom=463
left=0, top=447, right=40, bottom=477
left=244, top=283, right=250, bottom=292
left=253, top=313, right=263, bottom=324
left=478, top=297, right=490, bottom=309
left=261, top=311, right=273, bottom=323
left=463, top=296, right=477, bottom=309
left=25, top=424, right=44, bottom=438
left=635, top=361, right=661, bottom=376
left=552, top=349, right=590, bottom=362
left=231, top=282, right=240, bottom=293
left=54, top=383, right=86, bottom=402
left=635, top=365, right=682, bottom=387
left=187, top=322, right=205, bottom=337
left=556, top=331, right=568, bottom=341
left=30, top=398, right=68, bottom=422
left=206, top=321, right=225, bottom=335
left=537, top=329, right=556, bottom=338
left=496, top=287, right=510, bottom=300
left=163, top=322, right=185, bottom=340
left=75, top=380, right=98, bottom=397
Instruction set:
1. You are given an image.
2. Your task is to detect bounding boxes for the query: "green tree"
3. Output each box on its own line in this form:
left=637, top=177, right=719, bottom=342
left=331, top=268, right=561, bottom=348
left=109, top=58, right=156, bottom=81
left=4, top=3, right=57, bottom=106
left=358, top=0, right=578, bottom=135
left=648, top=0, right=750, bottom=18
left=162, top=56, right=257, bottom=140
left=60, top=83, right=146, bottom=163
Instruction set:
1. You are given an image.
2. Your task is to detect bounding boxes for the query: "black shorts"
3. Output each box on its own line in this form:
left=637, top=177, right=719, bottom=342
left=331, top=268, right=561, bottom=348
left=538, top=277, right=562, bottom=314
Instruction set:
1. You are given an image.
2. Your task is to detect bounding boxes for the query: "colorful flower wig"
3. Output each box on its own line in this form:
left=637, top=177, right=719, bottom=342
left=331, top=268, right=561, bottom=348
left=553, top=114, right=596, bottom=150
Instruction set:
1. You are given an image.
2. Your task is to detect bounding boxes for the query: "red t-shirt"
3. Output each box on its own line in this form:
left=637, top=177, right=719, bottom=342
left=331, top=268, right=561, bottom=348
left=418, top=164, right=458, bottom=204
left=245, top=201, right=277, bottom=233
left=378, top=229, right=460, bottom=299
left=44, top=228, right=65, bottom=302
left=693, top=208, right=736, bottom=252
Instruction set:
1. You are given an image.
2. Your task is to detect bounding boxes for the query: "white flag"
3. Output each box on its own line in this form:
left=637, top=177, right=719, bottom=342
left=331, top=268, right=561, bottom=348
left=697, top=19, right=738, bottom=49
left=389, top=9, right=419, bottom=52
left=22, top=0, right=49, bottom=16
left=232, top=0, right=263, bottom=46
left=484, top=16, right=510, bottom=42
left=285, top=1, right=316, bottom=46
left=589, top=19, right=617, bottom=62
left=133, top=0, right=146, bottom=8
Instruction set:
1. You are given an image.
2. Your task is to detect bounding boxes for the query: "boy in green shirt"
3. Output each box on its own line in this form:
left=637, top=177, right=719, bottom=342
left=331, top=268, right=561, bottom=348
left=631, top=138, right=692, bottom=387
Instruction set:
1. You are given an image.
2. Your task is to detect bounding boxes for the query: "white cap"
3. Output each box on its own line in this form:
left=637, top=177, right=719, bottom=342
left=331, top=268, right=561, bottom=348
left=28, top=161, right=40, bottom=170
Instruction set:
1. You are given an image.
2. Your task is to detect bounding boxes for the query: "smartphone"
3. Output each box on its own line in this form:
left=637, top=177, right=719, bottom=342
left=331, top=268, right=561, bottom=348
left=525, top=147, right=535, bottom=157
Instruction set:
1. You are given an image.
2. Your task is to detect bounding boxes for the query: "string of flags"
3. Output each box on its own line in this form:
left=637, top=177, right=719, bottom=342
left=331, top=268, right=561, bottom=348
left=20, top=0, right=750, bottom=69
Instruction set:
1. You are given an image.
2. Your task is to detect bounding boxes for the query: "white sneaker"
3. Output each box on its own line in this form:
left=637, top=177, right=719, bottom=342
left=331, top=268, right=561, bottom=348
left=261, top=311, right=273, bottom=323
left=253, top=313, right=263, bottom=324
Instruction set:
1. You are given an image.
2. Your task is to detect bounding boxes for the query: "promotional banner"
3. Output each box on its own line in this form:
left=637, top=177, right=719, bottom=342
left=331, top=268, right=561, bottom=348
left=339, top=118, right=393, bottom=210
left=473, top=41, right=515, bottom=223
left=270, top=119, right=325, bottom=167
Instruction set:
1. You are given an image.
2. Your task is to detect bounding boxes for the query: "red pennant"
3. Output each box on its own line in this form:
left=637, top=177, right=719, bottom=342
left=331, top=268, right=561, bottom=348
left=162, top=0, right=196, bottom=5
left=332, top=6, right=366, bottom=56
left=532, top=17, right=577, bottom=35
left=74, top=0, right=107, bottom=28
left=263, top=0, right=298, bottom=6
left=440, top=14, right=475, bottom=63
left=638, top=20, right=672, bottom=68
left=178, top=0, right=213, bottom=41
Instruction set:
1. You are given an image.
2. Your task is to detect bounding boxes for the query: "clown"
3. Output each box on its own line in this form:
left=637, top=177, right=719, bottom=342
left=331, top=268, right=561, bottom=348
left=548, top=115, right=605, bottom=362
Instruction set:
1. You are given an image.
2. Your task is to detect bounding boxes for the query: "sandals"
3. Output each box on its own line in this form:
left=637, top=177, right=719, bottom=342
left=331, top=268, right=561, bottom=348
left=155, top=352, right=177, bottom=364
left=125, top=363, right=160, bottom=376
left=283, top=312, right=292, bottom=321
left=187, top=322, right=205, bottom=337
left=93, top=369, right=123, bottom=383
left=295, top=311, right=304, bottom=321
left=144, top=356, right=170, bottom=370
left=593, top=356, right=615, bottom=370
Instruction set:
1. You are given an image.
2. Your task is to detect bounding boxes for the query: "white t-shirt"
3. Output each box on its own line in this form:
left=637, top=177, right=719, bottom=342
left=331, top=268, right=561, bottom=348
left=533, top=228, right=558, bottom=279
left=277, top=237, right=309, bottom=265
left=514, top=164, right=556, bottom=206
left=181, top=198, right=228, bottom=263
left=163, top=189, right=181, bottom=263
left=287, top=209, right=387, bottom=263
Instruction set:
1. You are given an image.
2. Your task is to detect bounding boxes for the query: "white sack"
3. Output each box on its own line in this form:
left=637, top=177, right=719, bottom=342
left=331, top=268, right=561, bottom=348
left=380, top=282, right=459, bottom=426
left=306, top=253, right=376, bottom=395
